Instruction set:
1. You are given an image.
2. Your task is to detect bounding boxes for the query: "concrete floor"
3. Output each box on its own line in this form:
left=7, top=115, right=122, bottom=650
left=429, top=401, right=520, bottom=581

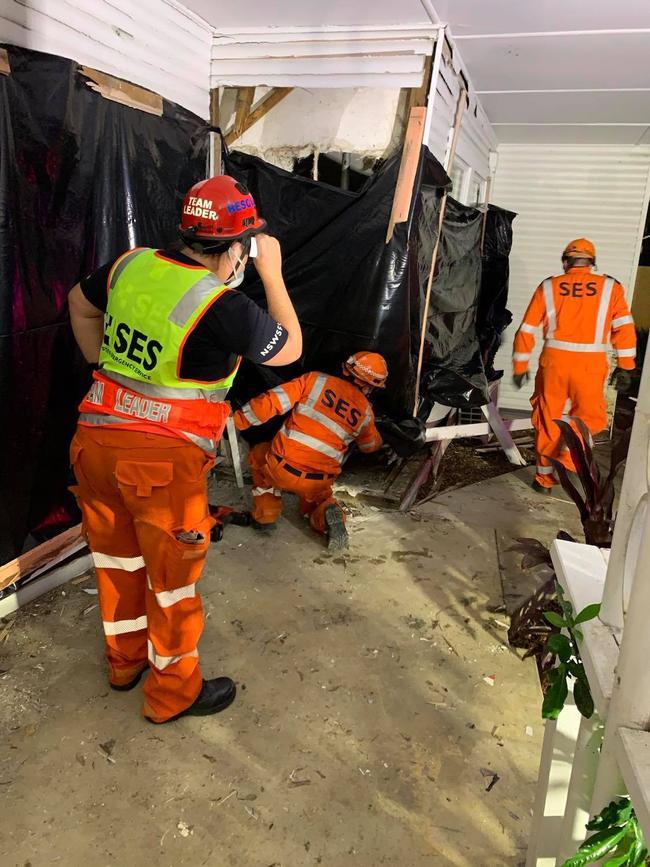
left=0, top=463, right=583, bottom=867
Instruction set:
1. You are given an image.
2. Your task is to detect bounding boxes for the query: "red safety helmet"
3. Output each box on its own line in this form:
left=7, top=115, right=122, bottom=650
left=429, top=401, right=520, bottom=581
left=179, top=175, right=266, bottom=252
left=343, top=352, right=388, bottom=389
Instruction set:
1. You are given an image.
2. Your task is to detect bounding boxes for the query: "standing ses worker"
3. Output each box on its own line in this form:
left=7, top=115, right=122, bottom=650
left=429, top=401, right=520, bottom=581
left=512, top=238, right=636, bottom=492
left=67, top=176, right=302, bottom=723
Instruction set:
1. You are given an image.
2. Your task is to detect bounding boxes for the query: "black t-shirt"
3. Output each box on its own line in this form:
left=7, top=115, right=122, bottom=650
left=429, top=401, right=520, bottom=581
left=80, top=249, right=288, bottom=381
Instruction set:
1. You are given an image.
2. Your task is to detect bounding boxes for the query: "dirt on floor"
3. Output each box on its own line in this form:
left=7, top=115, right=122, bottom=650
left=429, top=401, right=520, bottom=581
left=0, top=457, right=584, bottom=867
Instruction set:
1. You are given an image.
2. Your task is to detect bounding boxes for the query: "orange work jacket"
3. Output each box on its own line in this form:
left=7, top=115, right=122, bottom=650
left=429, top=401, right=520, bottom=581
left=513, top=267, right=636, bottom=375
left=234, top=372, right=382, bottom=475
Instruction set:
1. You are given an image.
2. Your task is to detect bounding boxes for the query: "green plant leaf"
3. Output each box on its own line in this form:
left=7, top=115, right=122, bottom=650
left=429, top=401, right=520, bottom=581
left=574, top=603, right=601, bottom=625
left=602, top=851, right=631, bottom=867
left=545, top=611, right=567, bottom=628
left=587, top=799, right=631, bottom=831
left=628, top=818, right=648, bottom=866
left=574, top=674, right=595, bottom=719
left=559, top=826, right=628, bottom=866
left=542, top=667, right=569, bottom=719
left=547, top=633, right=572, bottom=662
left=573, top=627, right=585, bottom=643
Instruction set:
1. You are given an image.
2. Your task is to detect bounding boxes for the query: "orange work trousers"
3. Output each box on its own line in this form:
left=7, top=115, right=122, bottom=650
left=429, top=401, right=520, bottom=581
left=531, top=350, right=608, bottom=487
left=248, top=442, right=339, bottom=534
left=70, top=425, right=215, bottom=722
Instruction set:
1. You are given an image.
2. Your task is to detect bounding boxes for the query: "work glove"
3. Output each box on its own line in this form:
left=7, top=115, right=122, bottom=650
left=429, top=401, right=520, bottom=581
left=609, top=367, right=633, bottom=393
left=374, top=416, right=426, bottom=458
left=513, top=371, right=530, bottom=390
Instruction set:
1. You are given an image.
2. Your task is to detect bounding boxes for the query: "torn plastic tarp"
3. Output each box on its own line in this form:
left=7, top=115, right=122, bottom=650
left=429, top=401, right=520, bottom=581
left=0, top=44, right=207, bottom=561
left=478, top=205, right=516, bottom=381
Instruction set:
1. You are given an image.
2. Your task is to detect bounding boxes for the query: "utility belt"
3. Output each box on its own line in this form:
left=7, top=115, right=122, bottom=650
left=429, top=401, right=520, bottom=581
left=78, top=371, right=230, bottom=454
left=271, top=453, right=335, bottom=481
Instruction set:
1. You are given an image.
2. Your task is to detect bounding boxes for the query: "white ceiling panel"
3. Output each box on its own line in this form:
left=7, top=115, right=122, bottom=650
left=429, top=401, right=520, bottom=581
left=434, top=0, right=650, bottom=36
left=458, top=32, right=650, bottom=92
left=182, top=0, right=431, bottom=29
left=480, top=91, right=650, bottom=125
left=493, top=125, right=649, bottom=145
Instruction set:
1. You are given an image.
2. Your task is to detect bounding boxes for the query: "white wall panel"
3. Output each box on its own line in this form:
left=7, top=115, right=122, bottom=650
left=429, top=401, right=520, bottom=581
left=492, top=144, right=650, bottom=410
left=0, top=0, right=212, bottom=118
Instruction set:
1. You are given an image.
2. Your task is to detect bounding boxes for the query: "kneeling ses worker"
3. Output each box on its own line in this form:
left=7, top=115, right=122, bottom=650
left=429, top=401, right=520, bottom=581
left=67, top=176, right=302, bottom=723
left=233, top=352, right=387, bottom=550
left=513, top=238, right=636, bottom=492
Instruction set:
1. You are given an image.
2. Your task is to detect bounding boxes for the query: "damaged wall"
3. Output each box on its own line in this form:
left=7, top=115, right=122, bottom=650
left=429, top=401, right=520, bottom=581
left=221, top=87, right=403, bottom=170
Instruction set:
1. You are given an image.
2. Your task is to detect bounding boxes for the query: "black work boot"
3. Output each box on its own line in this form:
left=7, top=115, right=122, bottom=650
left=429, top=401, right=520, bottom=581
left=532, top=480, right=552, bottom=496
left=146, top=677, right=236, bottom=724
left=325, top=504, right=349, bottom=550
left=251, top=519, right=277, bottom=534
left=110, top=666, right=147, bottom=692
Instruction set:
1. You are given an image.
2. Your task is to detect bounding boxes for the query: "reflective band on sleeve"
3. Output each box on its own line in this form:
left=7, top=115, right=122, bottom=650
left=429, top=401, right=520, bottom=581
left=147, top=640, right=198, bottom=671
left=537, top=465, right=555, bottom=475
left=103, top=615, right=148, bottom=636
left=513, top=352, right=531, bottom=361
left=306, top=374, right=327, bottom=407
left=252, top=486, right=282, bottom=497
left=358, top=439, right=380, bottom=453
left=168, top=274, right=223, bottom=327
left=595, top=276, right=614, bottom=343
left=241, top=403, right=262, bottom=425
left=270, top=385, right=292, bottom=414
left=612, top=315, right=634, bottom=329
left=153, top=584, right=196, bottom=609
left=542, top=279, right=556, bottom=337
left=295, top=404, right=354, bottom=444
left=92, top=552, right=145, bottom=572
left=109, top=248, right=146, bottom=290
left=282, top=428, right=342, bottom=461
left=357, top=410, right=372, bottom=433
left=545, top=339, right=608, bottom=353
left=617, top=348, right=636, bottom=358
left=519, top=323, right=537, bottom=334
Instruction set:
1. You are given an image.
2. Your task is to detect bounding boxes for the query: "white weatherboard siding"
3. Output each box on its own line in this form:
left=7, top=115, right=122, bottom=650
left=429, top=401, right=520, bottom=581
left=0, top=0, right=212, bottom=118
left=492, top=144, right=650, bottom=411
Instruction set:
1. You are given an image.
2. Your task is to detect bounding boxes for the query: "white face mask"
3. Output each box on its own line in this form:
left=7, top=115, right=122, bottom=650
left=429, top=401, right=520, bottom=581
left=225, top=246, right=247, bottom=288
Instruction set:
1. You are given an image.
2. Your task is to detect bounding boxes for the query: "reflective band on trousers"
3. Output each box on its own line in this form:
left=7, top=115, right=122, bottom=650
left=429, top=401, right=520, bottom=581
left=103, top=615, right=148, bottom=636
left=79, top=413, right=218, bottom=454
left=545, top=339, right=609, bottom=353
left=537, top=465, right=555, bottom=475
left=102, top=370, right=229, bottom=403
left=252, top=486, right=282, bottom=497
left=153, top=584, right=196, bottom=609
left=147, top=639, right=198, bottom=671
left=281, top=427, right=342, bottom=461
left=513, top=352, right=531, bottom=361
left=294, top=403, right=354, bottom=444
left=92, top=552, right=145, bottom=571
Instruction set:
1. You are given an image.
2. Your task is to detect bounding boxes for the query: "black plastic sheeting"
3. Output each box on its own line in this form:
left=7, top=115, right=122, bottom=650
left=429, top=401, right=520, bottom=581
left=226, top=148, right=506, bottom=427
left=478, top=204, right=516, bottom=381
left=0, top=45, right=207, bottom=561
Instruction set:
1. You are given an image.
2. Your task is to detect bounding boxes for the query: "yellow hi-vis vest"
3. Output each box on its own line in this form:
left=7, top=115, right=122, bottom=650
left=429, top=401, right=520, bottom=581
left=98, top=247, right=240, bottom=396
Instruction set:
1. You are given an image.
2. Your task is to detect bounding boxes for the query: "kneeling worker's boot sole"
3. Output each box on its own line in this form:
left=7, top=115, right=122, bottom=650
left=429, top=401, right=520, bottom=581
left=325, top=505, right=349, bottom=550
left=532, top=481, right=552, bottom=496
left=145, top=677, right=236, bottom=725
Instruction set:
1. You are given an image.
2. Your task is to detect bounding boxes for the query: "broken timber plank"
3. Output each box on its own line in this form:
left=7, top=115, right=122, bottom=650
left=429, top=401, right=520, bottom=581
left=230, top=86, right=256, bottom=142
left=224, top=87, right=293, bottom=145
left=0, top=524, right=85, bottom=592
left=385, top=106, right=426, bottom=243
left=80, top=66, right=163, bottom=115
left=210, top=87, right=222, bottom=175
left=481, top=401, right=527, bottom=466
left=0, top=48, right=10, bottom=76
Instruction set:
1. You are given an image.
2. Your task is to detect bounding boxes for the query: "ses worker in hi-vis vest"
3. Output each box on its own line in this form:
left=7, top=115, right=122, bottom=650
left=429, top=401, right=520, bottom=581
left=67, top=176, right=302, bottom=724
left=512, top=238, right=636, bottom=494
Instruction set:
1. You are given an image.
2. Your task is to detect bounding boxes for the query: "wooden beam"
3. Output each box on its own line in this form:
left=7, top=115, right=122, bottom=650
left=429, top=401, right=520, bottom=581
left=0, top=524, right=85, bottom=592
left=80, top=66, right=163, bottom=116
left=224, top=87, right=293, bottom=146
left=0, top=48, right=10, bottom=76
left=385, top=105, right=426, bottom=242
left=231, top=86, right=256, bottom=142
left=209, top=87, right=222, bottom=175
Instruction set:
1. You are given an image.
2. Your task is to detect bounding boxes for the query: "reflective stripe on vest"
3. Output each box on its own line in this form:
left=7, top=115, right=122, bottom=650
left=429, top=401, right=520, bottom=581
left=543, top=275, right=615, bottom=354
left=99, top=248, right=238, bottom=394
left=104, top=370, right=229, bottom=403
left=280, top=428, right=343, bottom=462
left=294, top=403, right=355, bottom=445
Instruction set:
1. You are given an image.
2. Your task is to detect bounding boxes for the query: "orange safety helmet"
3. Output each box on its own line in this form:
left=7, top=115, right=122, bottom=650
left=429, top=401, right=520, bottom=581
left=179, top=175, right=266, bottom=252
left=343, top=352, right=388, bottom=389
left=563, top=238, right=596, bottom=261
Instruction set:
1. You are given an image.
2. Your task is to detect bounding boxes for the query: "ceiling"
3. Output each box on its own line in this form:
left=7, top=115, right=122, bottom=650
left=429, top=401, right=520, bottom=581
left=183, top=0, right=650, bottom=144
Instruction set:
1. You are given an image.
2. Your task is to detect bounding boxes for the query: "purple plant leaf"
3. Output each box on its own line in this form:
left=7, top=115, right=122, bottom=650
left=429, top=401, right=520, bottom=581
left=554, top=418, right=598, bottom=509
left=549, top=457, right=590, bottom=523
